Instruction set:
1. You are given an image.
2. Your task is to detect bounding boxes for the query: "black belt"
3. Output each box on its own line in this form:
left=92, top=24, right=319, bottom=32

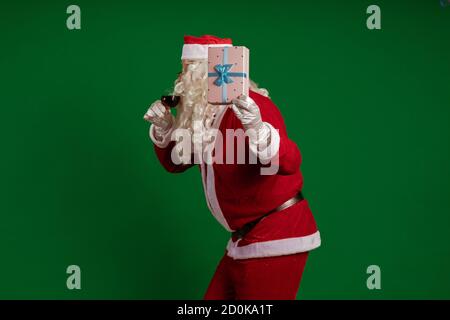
left=232, top=191, right=304, bottom=239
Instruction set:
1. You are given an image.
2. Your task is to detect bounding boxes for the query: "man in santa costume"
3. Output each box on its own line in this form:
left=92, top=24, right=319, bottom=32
left=144, top=35, right=321, bottom=300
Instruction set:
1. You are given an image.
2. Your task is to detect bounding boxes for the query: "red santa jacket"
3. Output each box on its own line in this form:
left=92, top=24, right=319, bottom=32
left=150, top=90, right=321, bottom=259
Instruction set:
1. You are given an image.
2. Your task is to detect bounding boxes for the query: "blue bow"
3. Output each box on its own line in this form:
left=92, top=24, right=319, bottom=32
left=212, top=64, right=235, bottom=86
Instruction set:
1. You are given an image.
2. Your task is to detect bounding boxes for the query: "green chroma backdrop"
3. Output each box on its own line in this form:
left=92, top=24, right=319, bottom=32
left=1, top=0, right=449, bottom=299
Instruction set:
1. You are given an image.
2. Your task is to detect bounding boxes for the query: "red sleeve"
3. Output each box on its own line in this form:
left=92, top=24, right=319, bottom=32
left=250, top=91, right=302, bottom=175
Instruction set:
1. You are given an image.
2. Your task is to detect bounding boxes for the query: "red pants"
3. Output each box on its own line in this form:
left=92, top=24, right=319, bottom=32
left=204, top=252, right=309, bottom=300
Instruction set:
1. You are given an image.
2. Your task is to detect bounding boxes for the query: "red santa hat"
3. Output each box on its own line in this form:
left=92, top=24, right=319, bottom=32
left=181, top=35, right=233, bottom=60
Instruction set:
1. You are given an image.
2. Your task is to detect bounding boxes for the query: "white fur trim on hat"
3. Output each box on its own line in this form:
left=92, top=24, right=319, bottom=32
left=181, top=44, right=232, bottom=60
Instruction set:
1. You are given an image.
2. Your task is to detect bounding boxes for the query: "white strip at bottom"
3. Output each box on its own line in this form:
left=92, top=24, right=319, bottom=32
left=226, top=231, right=321, bottom=260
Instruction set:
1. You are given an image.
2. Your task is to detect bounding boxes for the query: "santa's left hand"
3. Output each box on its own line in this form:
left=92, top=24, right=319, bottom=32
left=231, top=94, right=263, bottom=131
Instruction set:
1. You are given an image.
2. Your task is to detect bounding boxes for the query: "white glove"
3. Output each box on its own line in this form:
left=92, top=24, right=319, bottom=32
left=231, top=94, right=263, bottom=131
left=231, top=94, right=271, bottom=147
left=143, top=100, right=175, bottom=141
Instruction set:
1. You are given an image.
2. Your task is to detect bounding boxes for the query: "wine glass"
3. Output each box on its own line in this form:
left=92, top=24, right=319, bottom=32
left=161, top=95, right=180, bottom=109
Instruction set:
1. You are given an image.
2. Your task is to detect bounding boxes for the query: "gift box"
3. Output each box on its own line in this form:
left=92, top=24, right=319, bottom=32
left=207, top=46, right=249, bottom=105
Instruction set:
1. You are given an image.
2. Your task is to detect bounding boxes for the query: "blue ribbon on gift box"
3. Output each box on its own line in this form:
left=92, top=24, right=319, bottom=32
left=208, top=47, right=247, bottom=103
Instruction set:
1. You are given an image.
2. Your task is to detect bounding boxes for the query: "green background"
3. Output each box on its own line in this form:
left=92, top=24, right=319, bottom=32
left=1, top=0, right=449, bottom=299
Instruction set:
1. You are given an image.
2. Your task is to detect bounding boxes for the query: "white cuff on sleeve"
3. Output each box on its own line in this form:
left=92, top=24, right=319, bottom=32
left=149, top=124, right=174, bottom=148
left=248, top=122, right=280, bottom=163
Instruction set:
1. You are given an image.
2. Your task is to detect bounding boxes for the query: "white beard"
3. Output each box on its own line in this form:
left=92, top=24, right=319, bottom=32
left=172, top=59, right=215, bottom=138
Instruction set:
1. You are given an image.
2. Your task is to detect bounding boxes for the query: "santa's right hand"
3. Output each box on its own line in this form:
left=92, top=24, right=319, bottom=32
left=143, top=100, right=174, bottom=131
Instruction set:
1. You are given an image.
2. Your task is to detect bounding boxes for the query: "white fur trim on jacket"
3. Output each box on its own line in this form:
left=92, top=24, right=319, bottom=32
left=248, top=122, right=281, bottom=163
left=226, top=231, right=321, bottom=260
left=199, top=106, right=234, bottom=232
